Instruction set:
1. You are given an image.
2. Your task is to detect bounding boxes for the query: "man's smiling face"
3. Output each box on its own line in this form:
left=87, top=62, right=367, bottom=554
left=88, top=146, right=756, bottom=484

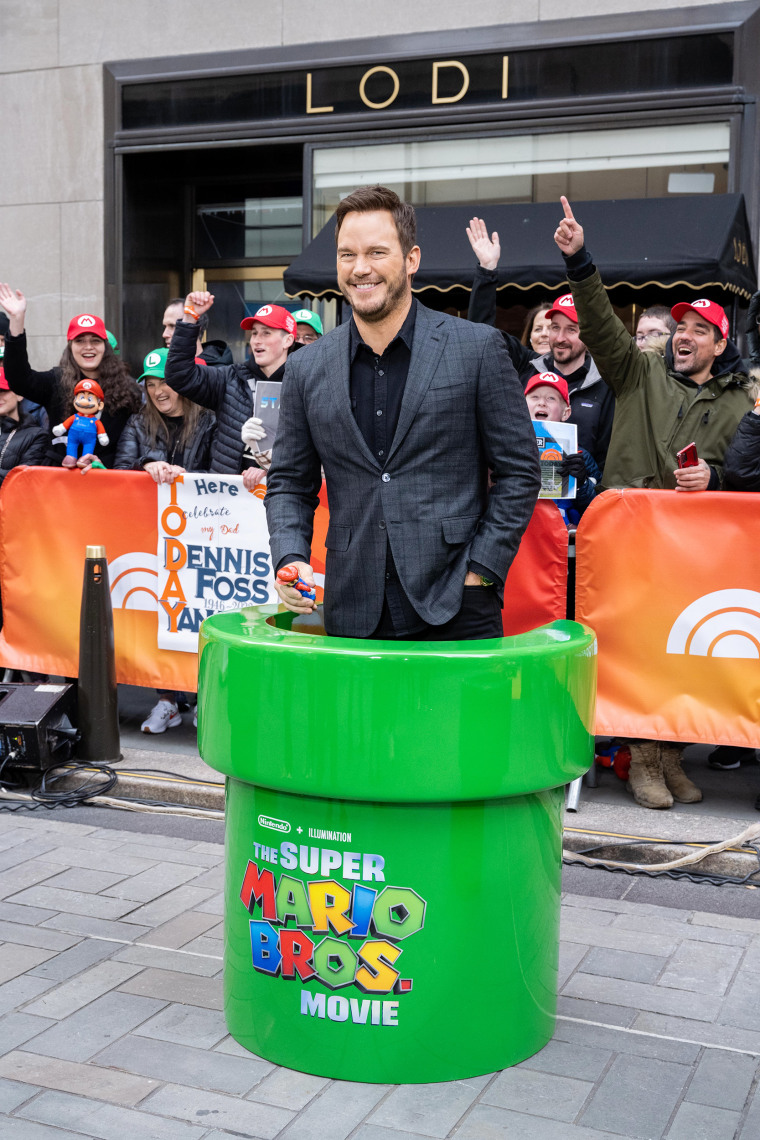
left=672, top=311, right=726, bottom=379
left=336, top=209, right=420, bottom=324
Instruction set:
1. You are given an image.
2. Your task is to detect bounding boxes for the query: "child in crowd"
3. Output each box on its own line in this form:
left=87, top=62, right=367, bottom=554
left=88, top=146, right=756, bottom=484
left=524, top=371, right=600, bottom=525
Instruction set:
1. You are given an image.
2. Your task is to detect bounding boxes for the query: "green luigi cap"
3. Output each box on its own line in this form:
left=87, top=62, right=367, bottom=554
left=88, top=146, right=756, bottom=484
left=139, top=347, right=168, bottom=382
left=292, top=308, right=323, bottom=336
left=106, top=330, right=119, bottom=354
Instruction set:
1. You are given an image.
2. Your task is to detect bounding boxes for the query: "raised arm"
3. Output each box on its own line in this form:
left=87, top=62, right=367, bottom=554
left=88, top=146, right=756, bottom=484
left=553, top=197, right=647, bottom=398
left=466, top=217, right=500, bottom=326
left=164, top=291, right=230, bottom=410
left=0, top=284, right=62, bottom=409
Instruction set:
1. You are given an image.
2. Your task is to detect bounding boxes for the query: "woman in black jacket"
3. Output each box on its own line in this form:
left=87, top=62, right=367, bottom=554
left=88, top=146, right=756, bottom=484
left=115, top=348, right=215, bottom=735
left=114, top=347, right=215, bottom=480
left=0, top=283, right=141, bottom=468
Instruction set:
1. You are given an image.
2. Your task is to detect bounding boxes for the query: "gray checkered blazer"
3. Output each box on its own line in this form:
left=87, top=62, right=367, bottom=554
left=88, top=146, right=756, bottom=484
left=265, top=302, right=541, bottom=637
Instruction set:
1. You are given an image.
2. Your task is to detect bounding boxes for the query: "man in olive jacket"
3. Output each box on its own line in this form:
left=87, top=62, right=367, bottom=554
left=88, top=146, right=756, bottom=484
left=554, top=197, right=753, bottom=493
left=554, top=196, right=755, bottom=812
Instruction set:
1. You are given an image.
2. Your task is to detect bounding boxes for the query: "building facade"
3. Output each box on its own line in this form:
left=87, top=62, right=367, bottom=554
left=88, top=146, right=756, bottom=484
left=2, top=0, right=759, bottom=369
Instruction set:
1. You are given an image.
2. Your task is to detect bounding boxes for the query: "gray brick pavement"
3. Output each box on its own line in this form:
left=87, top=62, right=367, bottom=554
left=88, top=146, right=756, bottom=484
left=1, top=814, right=760, bottom=1140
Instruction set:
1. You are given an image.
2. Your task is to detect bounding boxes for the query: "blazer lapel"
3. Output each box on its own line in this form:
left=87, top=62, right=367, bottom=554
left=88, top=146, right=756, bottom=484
left=320, top=322, right=380, bottom=469
left=386, top=304, right=448, bottom=464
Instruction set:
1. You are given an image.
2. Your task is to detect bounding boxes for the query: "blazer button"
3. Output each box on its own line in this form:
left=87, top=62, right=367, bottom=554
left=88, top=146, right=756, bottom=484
left=379, top=520, right=386, bottom=530
left=382, top=473, right=390, bottom=482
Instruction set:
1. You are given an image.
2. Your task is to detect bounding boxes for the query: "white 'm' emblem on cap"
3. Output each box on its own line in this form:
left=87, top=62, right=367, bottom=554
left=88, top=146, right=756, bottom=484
left=558, top=295, right=574, bottom=306
left=146, top=352, right=162, bottom=367
left=256, top=305, right=272, bottom=317
left=692, top=299, right=710, bottom=308
left=81, top=381, right=93, bottom=390
left=539, top=372, right=556, bottom=383
left=78, top=315, right=96, bottom=327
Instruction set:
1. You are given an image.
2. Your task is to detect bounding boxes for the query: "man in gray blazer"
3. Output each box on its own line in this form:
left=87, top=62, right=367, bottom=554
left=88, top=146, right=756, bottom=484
left=266, top=185, right=541, bottom=641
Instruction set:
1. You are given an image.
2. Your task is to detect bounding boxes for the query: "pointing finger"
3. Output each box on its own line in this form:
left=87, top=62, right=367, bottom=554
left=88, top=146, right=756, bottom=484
left=560, top=195, right=575, bottom=222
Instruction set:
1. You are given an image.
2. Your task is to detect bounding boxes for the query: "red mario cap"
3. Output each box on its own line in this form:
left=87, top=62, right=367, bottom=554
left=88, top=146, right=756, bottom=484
left=73, top=379, right=104, bottom=400
left=240, top=304, right=297, bottom=336
left=525, top=371, right=570, bottom=404
left=0, top=367, right=9, bottom=391
left=545, top=294, right=579, bottom=324
left=67, top=314, right=108, bottom=341
left=671, top=299, right=729, bottom=340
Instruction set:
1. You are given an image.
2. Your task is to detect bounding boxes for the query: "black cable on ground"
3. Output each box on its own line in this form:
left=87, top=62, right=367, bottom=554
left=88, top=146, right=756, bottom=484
left=0, top=760, right=117, bottom=812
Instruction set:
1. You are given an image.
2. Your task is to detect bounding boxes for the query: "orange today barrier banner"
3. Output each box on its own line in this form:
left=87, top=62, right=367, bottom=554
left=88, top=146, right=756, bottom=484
left=0, top=468, right=567, bottom=689
left=576, top=489, right=760, bottom=748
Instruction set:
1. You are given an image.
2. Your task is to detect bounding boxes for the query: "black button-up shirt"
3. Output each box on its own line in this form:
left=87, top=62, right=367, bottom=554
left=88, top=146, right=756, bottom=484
left=349, top=301, right=424, bottom=635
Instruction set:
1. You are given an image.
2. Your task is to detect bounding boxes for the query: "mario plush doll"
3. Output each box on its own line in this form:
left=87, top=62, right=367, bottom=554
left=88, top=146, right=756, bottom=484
left=52, top=379, right=109, bottom=468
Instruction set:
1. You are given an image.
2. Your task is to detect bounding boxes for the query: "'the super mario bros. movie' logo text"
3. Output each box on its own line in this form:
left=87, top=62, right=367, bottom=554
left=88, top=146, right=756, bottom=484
left=240, top=840, right=426, bottom=1026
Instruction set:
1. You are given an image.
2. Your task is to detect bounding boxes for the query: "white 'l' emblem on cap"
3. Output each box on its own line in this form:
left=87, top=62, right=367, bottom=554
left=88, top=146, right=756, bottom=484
left=146, top=352, right=162, bottom=367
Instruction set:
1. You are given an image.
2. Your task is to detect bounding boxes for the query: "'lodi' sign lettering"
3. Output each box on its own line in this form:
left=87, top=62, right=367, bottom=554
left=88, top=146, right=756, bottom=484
left=120, top=34, right=733, bottom=133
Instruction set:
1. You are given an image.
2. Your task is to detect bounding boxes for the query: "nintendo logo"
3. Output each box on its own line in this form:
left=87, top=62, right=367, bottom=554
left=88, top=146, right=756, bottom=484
left=258, top=814, right=291, bottom=834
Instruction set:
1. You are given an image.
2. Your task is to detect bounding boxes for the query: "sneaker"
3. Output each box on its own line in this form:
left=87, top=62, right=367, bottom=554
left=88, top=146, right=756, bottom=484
left=141, top=699, right=182, bottom=734
left=192, top=705, right=198, bottom=728
left=707, top=746, right=757, bottom=770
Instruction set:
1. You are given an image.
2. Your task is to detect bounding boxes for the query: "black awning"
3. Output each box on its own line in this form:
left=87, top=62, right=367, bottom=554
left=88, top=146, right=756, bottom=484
left=284, top=194, right=756, bottom=305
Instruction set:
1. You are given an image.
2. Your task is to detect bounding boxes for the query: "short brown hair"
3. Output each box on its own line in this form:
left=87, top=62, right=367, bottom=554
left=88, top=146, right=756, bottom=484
left=335, top=185, right=417, bottom=257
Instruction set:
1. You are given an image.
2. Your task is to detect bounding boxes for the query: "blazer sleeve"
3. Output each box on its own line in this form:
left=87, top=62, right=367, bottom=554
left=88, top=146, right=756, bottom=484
left=264, top=354, right=323, bottom=570
left=467, top=327, right=542, bottom=585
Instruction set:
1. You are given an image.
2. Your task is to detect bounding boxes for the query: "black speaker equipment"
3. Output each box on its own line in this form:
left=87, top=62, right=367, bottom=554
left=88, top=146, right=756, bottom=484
left=0, top=682, right=78, bottom=777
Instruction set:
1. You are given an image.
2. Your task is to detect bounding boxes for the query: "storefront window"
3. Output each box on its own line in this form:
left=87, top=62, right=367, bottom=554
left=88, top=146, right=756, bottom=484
left=312, top=122, right=730, bottom=235
left=196, top=197, right=303, bottom=262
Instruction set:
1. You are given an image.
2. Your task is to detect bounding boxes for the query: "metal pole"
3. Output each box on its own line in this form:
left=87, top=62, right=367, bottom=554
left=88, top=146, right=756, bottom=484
left=77, top=545, right=121, bottom=764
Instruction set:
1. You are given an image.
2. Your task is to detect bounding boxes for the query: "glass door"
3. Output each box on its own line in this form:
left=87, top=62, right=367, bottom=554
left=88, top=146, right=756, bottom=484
left=192, top=267, right=290, bottom=363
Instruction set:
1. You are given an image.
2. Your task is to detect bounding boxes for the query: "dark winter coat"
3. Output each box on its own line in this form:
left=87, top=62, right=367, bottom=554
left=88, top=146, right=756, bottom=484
left=0, top=412, right=49, bottom=485
left=165, top=320, right=299, bottom=473
left=113, top=408, right=216, bottom=472
left=199, top=340, right=234, bottom=366
left=3, top=332, right=139, bottom=468
left=723, top=408, right=760, bottom=491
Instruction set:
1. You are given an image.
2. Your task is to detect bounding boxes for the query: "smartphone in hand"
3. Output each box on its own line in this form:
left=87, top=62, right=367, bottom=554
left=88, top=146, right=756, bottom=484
left=676, top=442, right=699, bottom=469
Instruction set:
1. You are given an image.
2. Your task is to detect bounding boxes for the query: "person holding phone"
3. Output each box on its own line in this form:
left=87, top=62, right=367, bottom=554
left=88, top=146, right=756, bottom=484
left=553, top=197, right=753, bottom=493
left=553, top=197, right=755, bottom=810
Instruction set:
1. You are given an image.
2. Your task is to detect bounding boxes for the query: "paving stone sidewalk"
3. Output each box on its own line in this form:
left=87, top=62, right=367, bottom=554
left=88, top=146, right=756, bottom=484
left=1, top=815, right=759, bottom=1139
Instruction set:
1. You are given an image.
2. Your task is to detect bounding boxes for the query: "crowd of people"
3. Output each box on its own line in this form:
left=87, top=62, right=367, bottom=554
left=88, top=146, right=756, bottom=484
left=0, top=191, right=759, bottom=810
